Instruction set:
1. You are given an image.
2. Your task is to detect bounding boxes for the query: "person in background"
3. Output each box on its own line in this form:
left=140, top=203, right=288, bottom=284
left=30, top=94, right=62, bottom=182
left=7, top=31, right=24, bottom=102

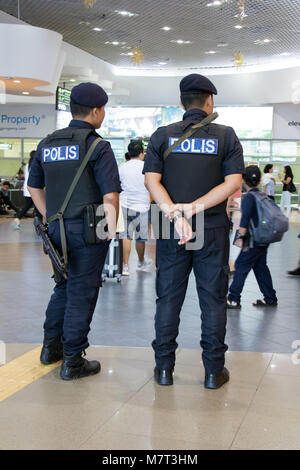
left=13, top=150, right=37, bottom=229
left=119, top=140, right=152, bottom=276
left=262, top=164, right=276, bottom=201
left=279, top=165, right=294, bottom=218
left=287, top=233, right=300, bottom=276
left=227, top=166, right=278, bottom=309
left=0, top=181, right=19, bottom=214
left=287, top=259, right=300, bottom=276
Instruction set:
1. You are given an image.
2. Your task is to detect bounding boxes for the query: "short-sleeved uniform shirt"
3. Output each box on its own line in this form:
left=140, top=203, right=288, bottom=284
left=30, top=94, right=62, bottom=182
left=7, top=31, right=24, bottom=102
left=143, top=108, right=244, bottom=228
left=28, top=120, right=121, bottom=202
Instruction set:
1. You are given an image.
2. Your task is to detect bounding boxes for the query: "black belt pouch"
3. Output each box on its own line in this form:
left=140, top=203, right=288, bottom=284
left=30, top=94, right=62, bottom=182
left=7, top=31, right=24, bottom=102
left=83, top=204, right=107, bottom=244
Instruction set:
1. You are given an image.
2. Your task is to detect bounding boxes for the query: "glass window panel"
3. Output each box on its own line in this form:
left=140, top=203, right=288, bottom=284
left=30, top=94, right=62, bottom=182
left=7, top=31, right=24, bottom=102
left=23, top=139, right=41, bottom=161
left=240, top=140, right=271, bottom=162
left=107, top=138, right=126, bottom=165
left=216, top=107, right=273, bottom=139
left=0, top=138, right=21, bottom=158
left=272, top=141, right=300, bottom=163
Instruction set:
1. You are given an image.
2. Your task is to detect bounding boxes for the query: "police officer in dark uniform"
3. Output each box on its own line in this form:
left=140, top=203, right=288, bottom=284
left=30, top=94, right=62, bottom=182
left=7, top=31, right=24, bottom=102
left=144, top=74, right=244, bottom=389
left=28, top=82, right=121, bottom=380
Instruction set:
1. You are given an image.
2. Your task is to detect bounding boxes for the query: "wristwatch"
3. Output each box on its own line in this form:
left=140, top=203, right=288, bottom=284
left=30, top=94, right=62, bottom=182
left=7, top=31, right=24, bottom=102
left=173, top=212, right=184, bottom=223
left=235, top=232, right=246, bottom=240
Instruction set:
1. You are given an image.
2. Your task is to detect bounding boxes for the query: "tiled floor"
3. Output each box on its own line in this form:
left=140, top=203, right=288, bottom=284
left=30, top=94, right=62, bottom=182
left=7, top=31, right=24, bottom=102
left=0, top=214, right=299, bottom=450
left=1, top=344, right=300, bottom=450
left=0, top=216, right=299, bottom=353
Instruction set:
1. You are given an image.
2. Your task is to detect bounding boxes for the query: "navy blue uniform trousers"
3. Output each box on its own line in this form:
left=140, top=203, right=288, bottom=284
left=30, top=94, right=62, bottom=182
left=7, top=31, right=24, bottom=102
left=44, top=219, right=110, bottom=355
left=228, top=246, right=277, bottom=304
left=153, top=226, right=230, bottom=374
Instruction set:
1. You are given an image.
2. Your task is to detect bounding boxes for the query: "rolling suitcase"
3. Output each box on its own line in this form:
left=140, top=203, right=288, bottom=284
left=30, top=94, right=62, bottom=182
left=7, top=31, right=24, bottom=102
left=102, top=234, right=123, bottom=283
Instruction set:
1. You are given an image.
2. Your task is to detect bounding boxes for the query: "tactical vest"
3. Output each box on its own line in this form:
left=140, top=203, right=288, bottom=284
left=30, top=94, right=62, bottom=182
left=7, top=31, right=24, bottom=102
left=40, top=127, right=102, bottom=219
left=163, top=119, right=227, bottom=217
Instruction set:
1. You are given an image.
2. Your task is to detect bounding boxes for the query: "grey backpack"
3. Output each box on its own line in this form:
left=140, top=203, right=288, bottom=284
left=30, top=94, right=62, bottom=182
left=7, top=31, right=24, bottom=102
left=250, top=191, right=289, bottom=244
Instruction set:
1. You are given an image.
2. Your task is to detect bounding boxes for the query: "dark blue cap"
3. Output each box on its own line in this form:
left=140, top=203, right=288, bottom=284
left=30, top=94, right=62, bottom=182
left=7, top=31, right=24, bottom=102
left=70, top=82, right=108, bottom=108
left=180, top=73, right=217, bottom=95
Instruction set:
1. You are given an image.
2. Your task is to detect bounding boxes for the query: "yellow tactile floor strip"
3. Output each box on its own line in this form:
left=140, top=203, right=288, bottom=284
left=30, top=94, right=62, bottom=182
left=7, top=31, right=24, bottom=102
left=0, top=346, right=61, bottom=402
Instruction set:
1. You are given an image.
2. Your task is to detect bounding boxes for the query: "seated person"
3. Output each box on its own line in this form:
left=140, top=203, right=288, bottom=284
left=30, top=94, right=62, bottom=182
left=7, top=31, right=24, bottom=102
left=0, top=181, right=19, bottom=214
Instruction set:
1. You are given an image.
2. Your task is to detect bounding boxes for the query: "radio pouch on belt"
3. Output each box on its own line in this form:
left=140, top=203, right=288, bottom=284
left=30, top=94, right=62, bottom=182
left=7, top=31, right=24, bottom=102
left=163, top=112, right=219, bottom=160
left=47, top=136, right=102, bottom=272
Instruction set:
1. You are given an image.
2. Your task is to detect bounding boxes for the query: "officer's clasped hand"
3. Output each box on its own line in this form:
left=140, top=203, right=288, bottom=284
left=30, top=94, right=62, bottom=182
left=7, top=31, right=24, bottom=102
left=169, top=203, right=196, bottom=220
left=174, top=217, right=193, bottom=245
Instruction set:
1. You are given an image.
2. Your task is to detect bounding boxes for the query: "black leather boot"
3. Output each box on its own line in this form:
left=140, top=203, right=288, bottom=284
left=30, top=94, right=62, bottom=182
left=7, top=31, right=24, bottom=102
left=154, top=367, right=174, bottom=386
left=40, top=336, right=63, bottom=365
left=60, top=351, right=101, bottom=381
left=204, top=367, right=230, bottom=389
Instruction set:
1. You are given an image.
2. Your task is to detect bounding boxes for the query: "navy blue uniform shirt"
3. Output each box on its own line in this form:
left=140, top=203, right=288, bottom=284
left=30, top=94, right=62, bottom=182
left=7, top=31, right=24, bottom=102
left=28, top=120, right=121, bottom=197
left=143, top=108, right=244, bottom=228
left=143, top=108, right=244, bottom=176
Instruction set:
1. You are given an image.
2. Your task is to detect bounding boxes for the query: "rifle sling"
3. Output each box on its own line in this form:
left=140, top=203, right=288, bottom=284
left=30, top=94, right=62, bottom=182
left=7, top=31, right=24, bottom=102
left=47, top=136, right=102, bottom=270
left=163, top=112, right=218, bottom=160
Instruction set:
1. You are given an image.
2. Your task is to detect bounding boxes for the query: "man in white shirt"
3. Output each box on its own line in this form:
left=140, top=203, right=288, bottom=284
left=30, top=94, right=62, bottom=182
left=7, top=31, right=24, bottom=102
left=119, top=141, right=152, bottom=275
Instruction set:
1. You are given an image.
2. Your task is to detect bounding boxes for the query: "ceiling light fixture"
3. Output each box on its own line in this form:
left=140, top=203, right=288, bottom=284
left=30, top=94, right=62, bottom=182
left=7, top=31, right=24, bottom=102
left=93, top=27, right=102, bottom=31
left=207, top=0, right=226, bottom=5
left=170, top=39, right=191, bottom=44
left=205, top=50, right=217, bottom=54
left=279, top=52, right=291, bottom=56
left=254, top=39, right=272, bottom=45
left=22, top=91, right=30, bottom=95
left=115, top=10, right=138, bottom=17
left=105, top=41, right=126, bottom=46
left=13, top=80, right=21, bottom=83
left=70, top=79, right=76, bottom=82
left=161, top=26, right=171, bottom=31
left=234, top=24, right=243, bottom=29
left=158, top=62, right=167, bottom=65
left=217, top=43, right=228, bottom=47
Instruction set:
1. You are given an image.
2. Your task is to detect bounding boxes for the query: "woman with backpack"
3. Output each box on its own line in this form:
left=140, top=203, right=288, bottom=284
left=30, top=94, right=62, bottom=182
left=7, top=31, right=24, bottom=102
left=279, top=165, right=294, bottom=218
left=227, top=166, right=278, bottom=309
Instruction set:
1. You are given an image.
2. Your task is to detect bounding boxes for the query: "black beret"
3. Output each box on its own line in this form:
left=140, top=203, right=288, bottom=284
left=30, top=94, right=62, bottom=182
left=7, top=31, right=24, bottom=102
left=70, top=82, right=108, bottom=108
left=180, top=73, right=217, bottom=95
